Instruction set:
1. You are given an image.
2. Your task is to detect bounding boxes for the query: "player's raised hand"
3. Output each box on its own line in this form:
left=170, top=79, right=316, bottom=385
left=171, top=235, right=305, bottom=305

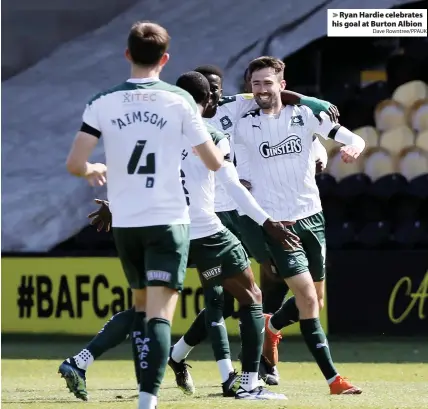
left=263, top=219, right=300, bottom=250
left=88, top=199, right=112, bottom=232
left=86, top=163, right=107, bottom=187
left=326, top=104, right=340, bottom=123
left=340, top=145, right=361, bottom=163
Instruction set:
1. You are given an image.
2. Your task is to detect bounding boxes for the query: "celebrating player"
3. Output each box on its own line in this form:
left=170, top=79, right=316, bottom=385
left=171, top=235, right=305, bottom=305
left=234, top=56, right=365, bottom=395
left=170, top=65, right=334, bottom=386
left=65, top=21, right=225, bottom=409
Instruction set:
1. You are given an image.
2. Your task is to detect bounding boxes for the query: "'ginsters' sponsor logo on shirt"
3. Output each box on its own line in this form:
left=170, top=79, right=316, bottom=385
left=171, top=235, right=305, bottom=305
left=259, top=135, right=302, bottom=158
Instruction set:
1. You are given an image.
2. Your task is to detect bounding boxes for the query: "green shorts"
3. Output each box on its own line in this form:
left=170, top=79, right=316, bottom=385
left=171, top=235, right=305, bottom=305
left=190, top=228, right=249, bottom=287
left=216, top=210, right=241, bottom=239
left=113, top=224, right=190, bottom=291
left=263, top=211, right=326, bottom=282
left=239, top=215, right=271, bottom=264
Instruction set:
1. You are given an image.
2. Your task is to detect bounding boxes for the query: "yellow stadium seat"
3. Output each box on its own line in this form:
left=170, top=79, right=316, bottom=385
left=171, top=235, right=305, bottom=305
left=415, top=129, right=428, bottom=152
left=363, top=148, right=396, bottom=180
left=374, top=99, right=407, bottom=131
left=327, top=147, right=363, bottom=180
left=379, top=126, right=415, bottom=155
left=392, top=80, right=428, bottom=109
left=398, top=147, right=428, bottom=179
left=352, top=126, right=379, bottom=149
left=409, top=99, right=428, bottom=132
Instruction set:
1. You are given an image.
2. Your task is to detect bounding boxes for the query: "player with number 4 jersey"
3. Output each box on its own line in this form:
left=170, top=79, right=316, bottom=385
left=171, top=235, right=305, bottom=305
left=65, top=21, right=224, bottom=409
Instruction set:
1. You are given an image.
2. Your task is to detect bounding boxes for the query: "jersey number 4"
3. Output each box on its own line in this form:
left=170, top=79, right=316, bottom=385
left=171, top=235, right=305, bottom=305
left=127, top=140, right=155, bottom=188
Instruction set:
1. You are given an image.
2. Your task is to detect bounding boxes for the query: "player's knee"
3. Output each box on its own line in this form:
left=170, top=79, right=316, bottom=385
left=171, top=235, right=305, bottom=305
left=295, top=292, right=318, bottom=317
left=241, top=284, right=262, bottom=306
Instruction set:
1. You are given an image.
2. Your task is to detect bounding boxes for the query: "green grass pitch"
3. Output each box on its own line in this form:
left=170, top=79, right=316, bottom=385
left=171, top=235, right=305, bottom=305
left=2, top=339, right=428, bottom=409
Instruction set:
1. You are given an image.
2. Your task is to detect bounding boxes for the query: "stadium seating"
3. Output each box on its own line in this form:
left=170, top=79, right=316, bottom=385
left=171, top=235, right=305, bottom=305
left=398, top=147, right=428, bottom=180
left=363, top=148, right=395, bottom=181
left=392, top=80, right=428, bottom=109
left=409, top=99, right=428, bottom=132
left=374, top=99, right=407, bottom=131
left=416, top=129, right=428, bottom=152
left=379, top=126, right=415, bottom=155
left=352, top=126, right=379, bottom=149
left=327, top=147, right=363, bottom=180
left=319, top=76, right=428, bottom=249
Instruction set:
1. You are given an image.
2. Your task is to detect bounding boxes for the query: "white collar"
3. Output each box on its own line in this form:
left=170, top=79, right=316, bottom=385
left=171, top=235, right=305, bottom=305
left=126, top=77, right=160, bottom=83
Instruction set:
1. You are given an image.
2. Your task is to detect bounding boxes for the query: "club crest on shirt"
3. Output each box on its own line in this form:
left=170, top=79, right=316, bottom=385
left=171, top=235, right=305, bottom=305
left=290, top=115, right=304, bottom=126
left=220, top=115, right=232, bottom=131
left=259, top=135, right=302, bottom=158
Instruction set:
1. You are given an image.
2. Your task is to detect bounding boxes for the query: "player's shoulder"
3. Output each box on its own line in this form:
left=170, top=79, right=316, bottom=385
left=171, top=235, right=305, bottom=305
left=87, top=81, right=134, bottom=106
left=218, top=93, right=253, bottom=107
left=204, top=121, right=226, bottom=145
left=150, top=81, right=197, bottom=108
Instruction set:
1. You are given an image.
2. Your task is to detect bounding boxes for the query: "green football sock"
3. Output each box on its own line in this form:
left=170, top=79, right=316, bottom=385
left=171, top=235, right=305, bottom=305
left=183, top=309, right=207, bottom=347
left=261, top=278, right=289, bottom=315
left=300, top=318, right=338, bottom=381
left=270, top=296, right=299, bottom=330
left=239, top=304, right=264, bottom=373
left=86, top=308, right=135, bottom=358
left=223, top=290, right=236, bottom=319
left=139, top=318, right=171, bottom=396
left=205, top=286, right=230, bottom=361
left=130, top=311, right=146, bottom=385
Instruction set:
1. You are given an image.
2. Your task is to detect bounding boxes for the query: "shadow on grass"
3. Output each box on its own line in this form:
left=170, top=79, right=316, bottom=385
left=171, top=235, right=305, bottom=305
left=2, top=335, right=427, bottom=363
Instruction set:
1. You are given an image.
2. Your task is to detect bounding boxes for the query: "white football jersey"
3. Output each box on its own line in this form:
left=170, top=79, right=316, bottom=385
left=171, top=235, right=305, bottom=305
left=235, top=105, right=338, bottom=221
left=83, top=78, right=211, bottom=228
left=206, top=94, right=258, bottom=212
left=181, top=122, right=229, bottom=239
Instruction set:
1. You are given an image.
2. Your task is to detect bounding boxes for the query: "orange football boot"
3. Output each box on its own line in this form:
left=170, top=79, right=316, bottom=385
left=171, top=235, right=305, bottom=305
left=262, top=314, right=282, bottom=367
left=329, top=375, right=362, bottom=395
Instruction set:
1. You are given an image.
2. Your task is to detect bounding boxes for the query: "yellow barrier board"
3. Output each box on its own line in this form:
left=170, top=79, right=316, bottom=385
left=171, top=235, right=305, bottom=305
left=1, top=258, right=327, bottom=335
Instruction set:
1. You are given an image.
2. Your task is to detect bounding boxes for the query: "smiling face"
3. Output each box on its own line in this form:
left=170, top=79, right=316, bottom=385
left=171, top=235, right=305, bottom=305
left=202, top=73, right=222, bottom=117
left=251, top=67, right=285, bottom=111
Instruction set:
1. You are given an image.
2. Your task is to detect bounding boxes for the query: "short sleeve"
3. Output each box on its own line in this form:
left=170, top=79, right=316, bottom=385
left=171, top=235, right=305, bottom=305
left=82, top=101, right=100, bottom=131
left=234, top=94, right=259, bottom=119
left=182, top=99, right=211, bottom=147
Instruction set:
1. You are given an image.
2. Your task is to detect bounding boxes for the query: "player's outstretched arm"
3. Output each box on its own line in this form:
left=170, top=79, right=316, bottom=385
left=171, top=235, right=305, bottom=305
left=216, top=161, right=300, bottom=250
left=333, top=125, right=366, bottom=163
left=310, top=112, right=365, bottom=163
left=281, top=90, right=340, bottom=123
